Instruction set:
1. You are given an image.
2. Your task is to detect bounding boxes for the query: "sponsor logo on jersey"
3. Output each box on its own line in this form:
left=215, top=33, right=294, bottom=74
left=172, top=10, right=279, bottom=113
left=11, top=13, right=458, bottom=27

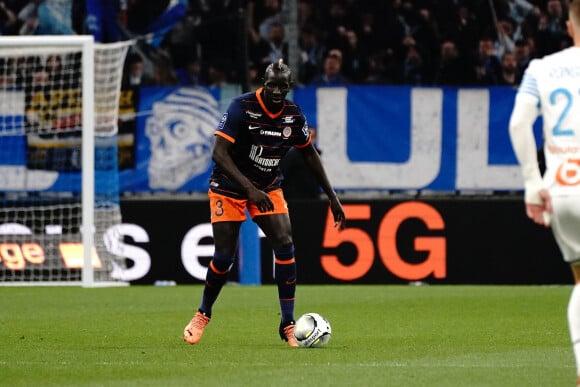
left=249, top=125, right=260, bottom=130
left=547, top=144, right=580, bottom=154
left=282, top=116, right=295, bottom=124
left=246, top=110, right=263, bottom=119
left=556, top=159, right=580, bottom=186
left=260, top=129, right=281, bottom=137
left=249, top=145, right=280, bottom=169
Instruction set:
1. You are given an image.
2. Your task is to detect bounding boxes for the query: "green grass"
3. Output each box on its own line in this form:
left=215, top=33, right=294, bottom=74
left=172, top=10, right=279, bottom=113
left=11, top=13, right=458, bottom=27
left=0, top=285, right=574, bottom=387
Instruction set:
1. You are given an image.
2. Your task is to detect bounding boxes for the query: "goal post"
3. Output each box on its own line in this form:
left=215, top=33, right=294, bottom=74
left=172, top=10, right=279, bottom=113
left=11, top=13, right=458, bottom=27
left=0, top=36, right=134, bottom=287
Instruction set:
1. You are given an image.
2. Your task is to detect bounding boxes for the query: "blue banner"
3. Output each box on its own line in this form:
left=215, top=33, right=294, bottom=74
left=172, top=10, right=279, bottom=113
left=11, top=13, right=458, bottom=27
left=119, top=86, right=221, bottom=192
left=293, top=85, right=542, bottom=192
left=0, top=85, right=542, bottom=194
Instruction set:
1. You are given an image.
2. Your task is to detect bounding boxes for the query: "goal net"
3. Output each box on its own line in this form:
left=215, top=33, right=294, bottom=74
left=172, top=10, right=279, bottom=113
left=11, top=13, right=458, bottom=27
left=0, top=36, right=133, bottom=286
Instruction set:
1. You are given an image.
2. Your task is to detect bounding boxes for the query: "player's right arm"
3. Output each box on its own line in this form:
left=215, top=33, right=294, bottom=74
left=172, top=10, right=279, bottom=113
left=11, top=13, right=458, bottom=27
left=508, top=64, right=552, bottom=226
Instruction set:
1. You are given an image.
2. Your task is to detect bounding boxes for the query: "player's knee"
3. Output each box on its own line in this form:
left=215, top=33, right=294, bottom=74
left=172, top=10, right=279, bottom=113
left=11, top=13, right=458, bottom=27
left=270, top=231, right=293, bottom=247
left=212, top=251, right=235, bottom=273
left=274, top=244, right=295, bottom=261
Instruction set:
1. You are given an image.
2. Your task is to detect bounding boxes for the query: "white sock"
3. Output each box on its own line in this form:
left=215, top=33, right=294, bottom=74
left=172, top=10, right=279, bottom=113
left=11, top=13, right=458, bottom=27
left=567, top=284, right=580, bottom=378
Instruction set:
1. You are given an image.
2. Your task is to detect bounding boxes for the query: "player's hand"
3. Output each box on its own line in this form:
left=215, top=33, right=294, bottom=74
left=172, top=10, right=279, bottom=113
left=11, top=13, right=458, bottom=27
left=247, top=187, right=274, bottom=213
left=525, top=189, right=552, bottom=228
left=329, top=196, right=346, bottom=230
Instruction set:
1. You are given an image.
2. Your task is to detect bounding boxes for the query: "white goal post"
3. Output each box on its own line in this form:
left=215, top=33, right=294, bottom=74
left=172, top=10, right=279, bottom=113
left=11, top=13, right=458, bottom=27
left=0, top=36, right=134, bottom=287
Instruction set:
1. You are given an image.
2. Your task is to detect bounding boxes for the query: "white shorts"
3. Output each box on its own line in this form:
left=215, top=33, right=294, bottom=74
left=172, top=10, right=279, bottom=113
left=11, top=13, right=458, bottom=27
left=551, top=195, right=580, bottom=263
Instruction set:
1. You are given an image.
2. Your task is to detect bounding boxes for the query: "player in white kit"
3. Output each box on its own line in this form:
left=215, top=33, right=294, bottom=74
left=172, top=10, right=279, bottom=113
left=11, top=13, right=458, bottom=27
left=509, top=1, right=580, bottom=384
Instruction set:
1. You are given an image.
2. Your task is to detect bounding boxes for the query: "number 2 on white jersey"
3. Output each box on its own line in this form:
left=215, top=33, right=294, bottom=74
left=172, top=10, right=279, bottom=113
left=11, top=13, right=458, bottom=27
left=550, top=88, right=574, bottom=136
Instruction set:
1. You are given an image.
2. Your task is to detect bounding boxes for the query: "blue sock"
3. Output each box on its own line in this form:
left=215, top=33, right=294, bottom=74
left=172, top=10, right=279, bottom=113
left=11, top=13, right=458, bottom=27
left=199, top=252, right=233, bottom=317
left=274, top=245, right=296, bottom=324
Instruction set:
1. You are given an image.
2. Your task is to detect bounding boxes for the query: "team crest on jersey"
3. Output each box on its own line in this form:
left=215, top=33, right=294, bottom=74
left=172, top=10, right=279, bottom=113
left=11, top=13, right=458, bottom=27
left=218, top=113, right=228, bottom=129
left=246, top=110, right=262, bottom=119
left=282, top=116, right=295, bottom=124
left=283, top=126, right=292, bottom=138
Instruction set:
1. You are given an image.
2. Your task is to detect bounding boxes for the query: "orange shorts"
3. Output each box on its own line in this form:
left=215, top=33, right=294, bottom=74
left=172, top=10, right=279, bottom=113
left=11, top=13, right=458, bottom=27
left=208, top=189, right=289, bottom=223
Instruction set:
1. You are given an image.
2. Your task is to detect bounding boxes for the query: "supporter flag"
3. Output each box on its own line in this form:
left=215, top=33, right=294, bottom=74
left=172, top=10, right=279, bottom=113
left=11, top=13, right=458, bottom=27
left=145, top=0, right=188, bottom=47
left=86, top=0, right=187, bottom=45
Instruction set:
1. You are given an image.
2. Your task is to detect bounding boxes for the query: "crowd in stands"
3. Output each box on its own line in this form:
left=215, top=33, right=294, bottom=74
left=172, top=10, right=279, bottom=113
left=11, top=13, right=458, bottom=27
left=0, top=0, right=573, bottom=89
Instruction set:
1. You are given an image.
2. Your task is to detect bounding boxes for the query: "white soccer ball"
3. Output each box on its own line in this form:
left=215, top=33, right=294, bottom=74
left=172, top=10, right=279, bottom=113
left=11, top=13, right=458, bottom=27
left=293, top=312, right=332, bottom=348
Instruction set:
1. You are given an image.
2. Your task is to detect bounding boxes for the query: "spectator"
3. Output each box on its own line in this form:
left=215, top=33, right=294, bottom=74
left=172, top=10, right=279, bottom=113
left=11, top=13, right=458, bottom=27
left=0, top=1, right=17, bottom=35
left=248, top=21, right=288, bottom=76
left=298, top=23, right=326, bottom=84
left=381, top=0, right=408, bottom=61
left=175, top=57, right=206, bottom=86
left=319, top=0, right=359, bottom=52
left=436, top=4, right=479, bottom=72
left=433, top=39, right=474, bottom=86
left=514, top=38, right=532, bottom=82
left=473, top=35, right=502, bottom=85
left=254, top=0, right=283, bottom=41
left=17, top=0, right=40, bottom=35
left=162, top=12, right=199, bottom=69
left=505, top=0, right=539, bottom=27
left=14, top=56, right=40, bottom=87
left=308, top=48, right=350, bottom=86
left=340, top=29, right=369, bottom=83
left=504, top=0, right=540, bottom=41
left=122, top=52, right=155, bottom=89
left=401, top=41, right=428, bottom=85
left=410, top=6, right=440, bottom=82
left=357, top=11, right=387, bottom=56
left=363, top=50, right=396, bottom=84
left=534, top=1, right=568, bottom=57
left=206, top=62, right=228, bottom=88
left=184, top=0, right=238, bottom=81
left=152, top=50, right=179, bottom=86
left=35, top=0, right=76, bottom=35
left=0, top=58, right=15, bottom=88
left=298, top=0, right=317, bottom=28
left=495, top=17, right=517, bottom=58
left=44, top=54, right=63, bottom=85
left=247, top=63, right=262, bottom=90
left=496, top=51, right=519, bottom=87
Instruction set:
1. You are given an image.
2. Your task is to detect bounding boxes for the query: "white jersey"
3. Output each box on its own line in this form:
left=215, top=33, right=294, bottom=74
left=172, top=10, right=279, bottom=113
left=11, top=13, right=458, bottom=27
left=514, top=47, right=580, bottom=200
left=511, top=47, right=580, bottom=263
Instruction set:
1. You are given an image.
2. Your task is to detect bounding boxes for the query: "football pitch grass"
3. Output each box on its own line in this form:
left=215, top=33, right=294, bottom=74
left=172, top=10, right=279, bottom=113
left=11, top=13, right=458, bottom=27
left=0, top=285, right=575, bottom=387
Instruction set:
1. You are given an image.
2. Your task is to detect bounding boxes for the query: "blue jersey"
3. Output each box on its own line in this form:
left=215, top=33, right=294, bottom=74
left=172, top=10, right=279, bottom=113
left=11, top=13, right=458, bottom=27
left=210, top=88, right=311, bottom=198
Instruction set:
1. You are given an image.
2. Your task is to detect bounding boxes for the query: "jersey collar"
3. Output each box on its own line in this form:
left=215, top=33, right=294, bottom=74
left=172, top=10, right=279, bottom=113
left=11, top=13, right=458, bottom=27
left=256, top=87, right=284, bottom=119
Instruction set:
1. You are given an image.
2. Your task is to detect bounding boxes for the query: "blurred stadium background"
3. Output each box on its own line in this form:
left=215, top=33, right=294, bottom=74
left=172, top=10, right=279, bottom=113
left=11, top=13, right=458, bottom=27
left=0, top=0, right=569, bottom=286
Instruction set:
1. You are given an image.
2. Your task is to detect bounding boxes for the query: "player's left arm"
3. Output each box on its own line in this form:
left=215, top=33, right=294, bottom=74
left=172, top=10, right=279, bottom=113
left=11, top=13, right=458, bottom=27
left=299, top=142, right=346, bottom=230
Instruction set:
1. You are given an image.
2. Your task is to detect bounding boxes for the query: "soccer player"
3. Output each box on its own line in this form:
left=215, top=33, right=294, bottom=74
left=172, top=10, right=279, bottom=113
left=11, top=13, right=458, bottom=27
left=183, top=59, right=346, bottom=347
left=508, top=1, right=580, bottom=384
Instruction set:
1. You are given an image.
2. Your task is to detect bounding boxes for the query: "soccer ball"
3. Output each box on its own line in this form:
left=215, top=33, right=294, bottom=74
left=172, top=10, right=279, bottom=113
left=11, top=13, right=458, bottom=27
left=293, top=312, right=332, bottom=348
